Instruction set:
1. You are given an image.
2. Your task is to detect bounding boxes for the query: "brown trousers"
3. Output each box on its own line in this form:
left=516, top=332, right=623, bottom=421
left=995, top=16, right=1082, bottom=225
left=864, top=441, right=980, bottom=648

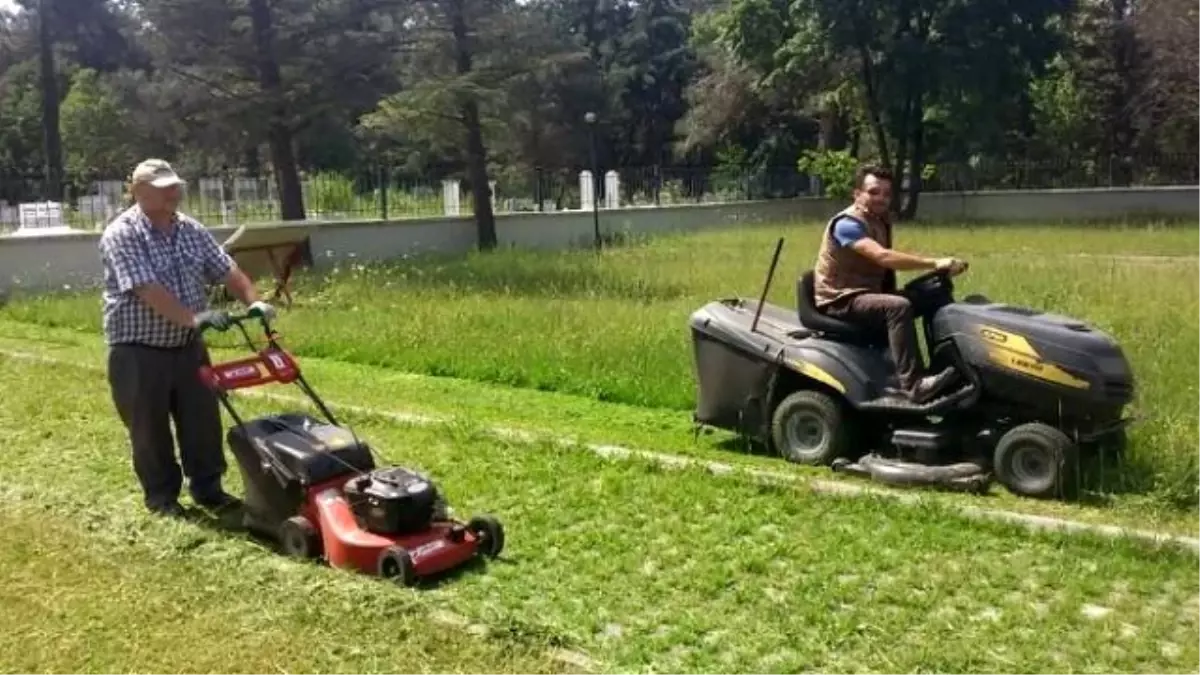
left=107, top=340, right=227, bottom=510
left=824, top=292, right=923, bottom=390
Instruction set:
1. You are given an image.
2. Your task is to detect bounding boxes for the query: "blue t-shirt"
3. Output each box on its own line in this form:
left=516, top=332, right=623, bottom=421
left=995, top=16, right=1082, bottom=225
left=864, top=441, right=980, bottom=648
left=832, top=216, right=868, bottom=247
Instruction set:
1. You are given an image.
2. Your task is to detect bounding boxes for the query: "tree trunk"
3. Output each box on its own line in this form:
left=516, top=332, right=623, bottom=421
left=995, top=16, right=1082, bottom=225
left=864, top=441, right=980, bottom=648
left=449, top=0, right=497, bottom=250
left=818, top=102, right=848, bottom=151
left=37, top=0, right=63, bottom=202
left=901, top=93, right=926, bottom=220
left=249, top=0, right=305, bottom=220
left=856, top=41, right=890, bottom=169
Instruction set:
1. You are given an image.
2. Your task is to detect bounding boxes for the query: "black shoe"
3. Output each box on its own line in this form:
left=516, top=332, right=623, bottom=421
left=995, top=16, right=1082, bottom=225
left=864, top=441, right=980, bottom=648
left=192, top=489, right=238, bottom=511
left=149, top=501, right=185, bottom=518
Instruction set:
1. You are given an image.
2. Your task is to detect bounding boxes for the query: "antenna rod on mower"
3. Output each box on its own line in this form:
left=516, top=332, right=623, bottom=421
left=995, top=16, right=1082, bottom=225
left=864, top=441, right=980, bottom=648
left=750, top=237, right=784, bottom=334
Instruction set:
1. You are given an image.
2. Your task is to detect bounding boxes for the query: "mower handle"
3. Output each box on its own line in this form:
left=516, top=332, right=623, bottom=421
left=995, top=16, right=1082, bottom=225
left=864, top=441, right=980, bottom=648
left=198, top=309, right=278, bottom=349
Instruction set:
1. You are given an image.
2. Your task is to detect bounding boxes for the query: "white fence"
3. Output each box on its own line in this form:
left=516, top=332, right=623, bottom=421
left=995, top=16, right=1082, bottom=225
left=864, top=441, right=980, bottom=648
left=0, top=185, right=1195, bottom=295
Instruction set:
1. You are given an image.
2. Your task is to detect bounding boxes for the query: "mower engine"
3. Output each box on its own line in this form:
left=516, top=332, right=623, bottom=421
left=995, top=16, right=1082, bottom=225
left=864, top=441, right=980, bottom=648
left=344, top=467, right=448, bottom=535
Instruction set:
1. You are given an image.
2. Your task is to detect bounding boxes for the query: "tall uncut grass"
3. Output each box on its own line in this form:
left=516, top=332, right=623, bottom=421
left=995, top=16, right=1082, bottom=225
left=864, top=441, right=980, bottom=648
left=3, top=219, right=1196, bottom=508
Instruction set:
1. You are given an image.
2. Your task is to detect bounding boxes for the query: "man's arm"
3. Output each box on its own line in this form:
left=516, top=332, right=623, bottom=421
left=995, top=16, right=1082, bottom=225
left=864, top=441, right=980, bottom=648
left=848, top=237, right=939, bottom=271
left=192, top=223, right=260, bottom=306
left=222, top=266, right=260, bottom=305
left=136, top=284, right=205, bottom=327
left=832, top=217, right=956, bottom=272
left=100, top=229, right=199, bottom=328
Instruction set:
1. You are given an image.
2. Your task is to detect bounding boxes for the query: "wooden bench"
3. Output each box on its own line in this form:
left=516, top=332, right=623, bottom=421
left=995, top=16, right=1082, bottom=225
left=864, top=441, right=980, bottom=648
left=211, top=225, right=313, bottom=308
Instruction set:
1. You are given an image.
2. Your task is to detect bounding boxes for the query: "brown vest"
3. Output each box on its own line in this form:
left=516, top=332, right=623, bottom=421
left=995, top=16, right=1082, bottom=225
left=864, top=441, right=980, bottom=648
left=812, top=206, right=892, bottom=308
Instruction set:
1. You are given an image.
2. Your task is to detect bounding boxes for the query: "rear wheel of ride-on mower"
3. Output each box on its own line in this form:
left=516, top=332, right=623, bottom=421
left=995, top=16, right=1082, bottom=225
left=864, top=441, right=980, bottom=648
left=993, top=422, right=1078, bottom=499
left=770, top=389, right=851, bottom=466
left=280, top=515, right=321, bottom=559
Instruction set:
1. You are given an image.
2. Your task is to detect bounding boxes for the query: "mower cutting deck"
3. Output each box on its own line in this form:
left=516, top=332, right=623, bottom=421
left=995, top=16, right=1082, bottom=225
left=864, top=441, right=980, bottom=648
left=198, top=311, right=504, bottom=586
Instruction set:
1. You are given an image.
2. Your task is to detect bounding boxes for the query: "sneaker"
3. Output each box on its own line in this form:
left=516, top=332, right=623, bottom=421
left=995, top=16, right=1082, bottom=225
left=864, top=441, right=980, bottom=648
left=909, top=367, right=958, bottom=403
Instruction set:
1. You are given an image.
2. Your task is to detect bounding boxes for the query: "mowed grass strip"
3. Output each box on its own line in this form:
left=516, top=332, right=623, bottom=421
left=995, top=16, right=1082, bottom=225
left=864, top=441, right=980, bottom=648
left=0, top=321, right=1194, bottom=538
left=2, top=220, right=1196, bottom=509
left=1, top=355, right=1197, bottom=674
left=0, top=501, right=565, bottom=675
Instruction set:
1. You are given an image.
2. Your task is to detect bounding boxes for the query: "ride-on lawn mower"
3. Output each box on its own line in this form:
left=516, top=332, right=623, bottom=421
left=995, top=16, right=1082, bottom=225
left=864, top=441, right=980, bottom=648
left=197, top=311, right=504, bottom=586
left=688, top=238, right=1135, bottom=499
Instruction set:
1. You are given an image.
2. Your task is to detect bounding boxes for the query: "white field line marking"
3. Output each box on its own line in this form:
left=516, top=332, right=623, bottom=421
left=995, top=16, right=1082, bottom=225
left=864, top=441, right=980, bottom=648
left=3, top=347, right=1198, bottom=555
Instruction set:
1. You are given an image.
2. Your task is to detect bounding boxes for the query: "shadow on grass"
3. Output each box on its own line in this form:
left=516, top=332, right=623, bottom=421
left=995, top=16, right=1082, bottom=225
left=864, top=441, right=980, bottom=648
left=709, top=430, right=1187, bottom=510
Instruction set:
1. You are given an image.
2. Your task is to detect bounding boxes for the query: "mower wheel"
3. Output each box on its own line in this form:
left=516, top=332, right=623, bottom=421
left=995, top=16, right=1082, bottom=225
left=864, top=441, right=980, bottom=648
left=468, top=515, right=505, bottom=558
left=377, top=546, right=418, bottom=586
left=994, top=422, right=1078, bottom=499
left=280, top=515, right=321, bottom=559
left=770, top=389, right=850, bottom=466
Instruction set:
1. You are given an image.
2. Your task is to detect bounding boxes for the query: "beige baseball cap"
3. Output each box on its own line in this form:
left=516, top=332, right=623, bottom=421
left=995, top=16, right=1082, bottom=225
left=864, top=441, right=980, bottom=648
left=131, top=158, right=186, bottom=188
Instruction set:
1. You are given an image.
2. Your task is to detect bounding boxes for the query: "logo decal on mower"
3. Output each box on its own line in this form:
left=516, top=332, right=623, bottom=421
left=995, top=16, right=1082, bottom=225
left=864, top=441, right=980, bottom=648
left=222, top=364, right=261, bottom=380
left=979, top=328, right=1008, bottom=344
left=411, top=539, right=447, bottom=560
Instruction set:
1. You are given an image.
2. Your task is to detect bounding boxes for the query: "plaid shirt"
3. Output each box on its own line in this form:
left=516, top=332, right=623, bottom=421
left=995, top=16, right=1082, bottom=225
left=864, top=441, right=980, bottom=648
left=99, top=206, right=234, bottom=348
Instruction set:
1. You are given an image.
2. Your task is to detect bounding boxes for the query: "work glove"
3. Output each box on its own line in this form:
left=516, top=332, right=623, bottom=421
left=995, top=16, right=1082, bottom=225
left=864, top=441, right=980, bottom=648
left=935, top=257, right=968, bottom=275
left=193, top=309, right=232, bottom=332
left=247, top=300, right=276, bottom=321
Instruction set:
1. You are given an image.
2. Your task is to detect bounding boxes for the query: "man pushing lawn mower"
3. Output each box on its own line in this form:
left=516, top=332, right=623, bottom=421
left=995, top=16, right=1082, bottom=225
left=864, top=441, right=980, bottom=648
left=99, top=158, right=275, bottom=517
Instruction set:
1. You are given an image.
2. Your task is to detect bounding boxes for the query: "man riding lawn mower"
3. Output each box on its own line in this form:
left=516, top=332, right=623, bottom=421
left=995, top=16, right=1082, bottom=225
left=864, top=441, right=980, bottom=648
left=687, top=165, right=1135, bottom=500
left=812, top=165, right=967, bottom=404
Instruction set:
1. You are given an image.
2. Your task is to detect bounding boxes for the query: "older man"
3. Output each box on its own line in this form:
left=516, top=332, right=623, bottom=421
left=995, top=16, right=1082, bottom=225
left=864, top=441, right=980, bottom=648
left=99, top=158, right=275, bottom=517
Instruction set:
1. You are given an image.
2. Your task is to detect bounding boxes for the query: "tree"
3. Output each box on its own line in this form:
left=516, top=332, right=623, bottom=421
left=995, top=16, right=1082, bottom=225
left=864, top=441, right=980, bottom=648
left=1128, top=0, right=1197, bottom=172
left=361, top=0, right=586, bottom=249
left=713, top=0, right=1072, bottom=216
left=128, top=0, right=411, bottom=219
left=11, top=0, right=145, bottom=199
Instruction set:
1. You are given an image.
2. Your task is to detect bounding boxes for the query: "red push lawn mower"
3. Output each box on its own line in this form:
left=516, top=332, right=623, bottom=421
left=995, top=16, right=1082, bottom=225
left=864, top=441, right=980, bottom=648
left=197, top=310, right=504, bottom=586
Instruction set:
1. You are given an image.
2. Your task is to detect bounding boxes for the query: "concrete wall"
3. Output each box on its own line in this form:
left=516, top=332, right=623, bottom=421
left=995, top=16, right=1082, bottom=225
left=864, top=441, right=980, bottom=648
left=1, top=185, right=1195, bottom=295
left=915, top=185, right=1200, bottom=221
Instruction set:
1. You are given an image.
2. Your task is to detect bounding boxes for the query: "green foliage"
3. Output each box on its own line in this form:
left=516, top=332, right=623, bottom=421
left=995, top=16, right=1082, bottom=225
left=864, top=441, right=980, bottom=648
left=0, top=59, right=45, bottom=176
left=304, top=171, right=358, bottom=215
left=59, top=68, right=139, bottom=178
left=0, top=0, right=1196, bottom=217
left=796, top=148, right=858, bottom=200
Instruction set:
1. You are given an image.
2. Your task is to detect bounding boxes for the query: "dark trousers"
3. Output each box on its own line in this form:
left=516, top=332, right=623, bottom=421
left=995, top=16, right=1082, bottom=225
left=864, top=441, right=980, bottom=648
left=825, top=293, right=924, bottom=390
left=107, top=340, right=226, bottom=509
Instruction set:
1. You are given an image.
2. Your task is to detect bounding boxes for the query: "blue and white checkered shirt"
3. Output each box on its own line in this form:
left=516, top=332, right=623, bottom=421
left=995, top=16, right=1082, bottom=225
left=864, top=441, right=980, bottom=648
left=99, top=205, right=234, bottom=348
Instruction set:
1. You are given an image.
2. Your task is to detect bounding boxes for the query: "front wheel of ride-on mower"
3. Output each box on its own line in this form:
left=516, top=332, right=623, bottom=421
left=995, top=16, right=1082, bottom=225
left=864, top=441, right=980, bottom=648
left=468, top=515, right=505, bottom=559
left=994, top=422, right=1078, bottom=499
left=770, top=390, right=851, bottom=466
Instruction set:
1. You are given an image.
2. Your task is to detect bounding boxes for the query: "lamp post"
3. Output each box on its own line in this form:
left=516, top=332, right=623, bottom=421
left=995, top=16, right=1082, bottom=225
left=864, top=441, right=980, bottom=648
left=584, top=111, right=600, bottom=251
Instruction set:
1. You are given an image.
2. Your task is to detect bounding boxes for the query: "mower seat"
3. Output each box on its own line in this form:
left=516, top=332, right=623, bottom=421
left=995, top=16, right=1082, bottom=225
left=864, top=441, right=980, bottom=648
left=797, top=271, right=885, bottom=345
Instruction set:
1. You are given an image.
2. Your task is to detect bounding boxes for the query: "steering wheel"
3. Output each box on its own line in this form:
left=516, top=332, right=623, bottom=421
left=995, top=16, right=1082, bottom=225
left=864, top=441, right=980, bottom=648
left=903, top=261, right=969, bottom=294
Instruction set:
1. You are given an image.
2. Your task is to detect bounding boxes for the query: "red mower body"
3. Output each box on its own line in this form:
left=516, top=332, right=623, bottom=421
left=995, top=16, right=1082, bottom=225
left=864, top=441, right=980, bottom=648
left=199, top=312, right=504, bottom=586
left=294, top=481, right=492, bottom=583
